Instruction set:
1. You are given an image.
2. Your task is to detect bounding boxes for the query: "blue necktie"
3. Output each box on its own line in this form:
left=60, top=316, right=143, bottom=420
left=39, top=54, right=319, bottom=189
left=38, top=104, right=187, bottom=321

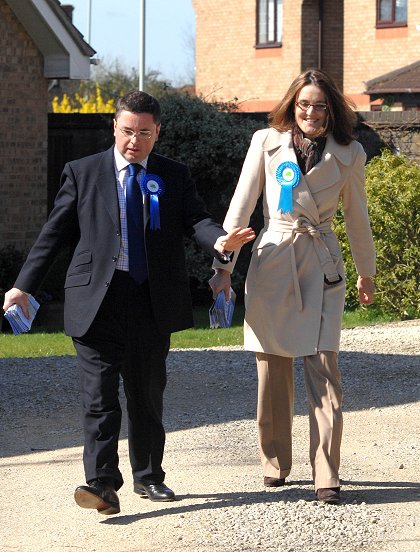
left=126, top=163, right=148, bottom=283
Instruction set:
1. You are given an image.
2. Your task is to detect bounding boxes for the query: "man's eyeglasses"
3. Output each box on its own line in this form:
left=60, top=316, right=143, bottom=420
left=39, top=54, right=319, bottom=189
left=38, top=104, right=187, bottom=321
left=117, top=126, right=153, bottom=140
left=295, top=101, right=328, bottom=112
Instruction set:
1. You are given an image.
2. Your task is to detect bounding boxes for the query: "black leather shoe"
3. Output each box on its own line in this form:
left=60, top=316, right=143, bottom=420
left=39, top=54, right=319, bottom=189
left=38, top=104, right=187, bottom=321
left=264, top=476, right=286, bottom=487
left=316, top=487, right=340, bottom=505
left=74, top=479, right=120, bottom=515
left=133, top=481, right=175, bottom=502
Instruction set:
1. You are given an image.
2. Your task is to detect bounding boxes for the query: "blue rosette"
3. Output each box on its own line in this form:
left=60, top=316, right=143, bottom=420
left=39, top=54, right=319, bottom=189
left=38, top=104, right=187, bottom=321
left=275, top=161, right=300, bottom=214
left=141, top=174, right=165, bottom=230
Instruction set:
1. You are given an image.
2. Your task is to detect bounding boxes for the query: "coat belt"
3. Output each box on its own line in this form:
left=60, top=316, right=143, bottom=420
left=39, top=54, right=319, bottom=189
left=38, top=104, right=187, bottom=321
left=267, top=217, right=342, bottom=311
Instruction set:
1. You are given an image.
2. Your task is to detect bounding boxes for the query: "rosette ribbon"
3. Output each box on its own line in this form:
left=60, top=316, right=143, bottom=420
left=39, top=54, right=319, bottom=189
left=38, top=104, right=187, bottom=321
left=141, top=174, right=165, bottom=230
left=275, top=161, right=301, bottom=214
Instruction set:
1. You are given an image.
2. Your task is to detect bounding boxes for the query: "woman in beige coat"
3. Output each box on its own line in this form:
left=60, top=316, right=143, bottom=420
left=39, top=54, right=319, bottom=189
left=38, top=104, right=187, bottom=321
left=210, top=69, right=376, bottom=504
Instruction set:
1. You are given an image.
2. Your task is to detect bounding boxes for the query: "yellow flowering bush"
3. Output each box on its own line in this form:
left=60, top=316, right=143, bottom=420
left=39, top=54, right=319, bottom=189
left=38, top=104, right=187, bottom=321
left=52, top=84, right=115, bottom=113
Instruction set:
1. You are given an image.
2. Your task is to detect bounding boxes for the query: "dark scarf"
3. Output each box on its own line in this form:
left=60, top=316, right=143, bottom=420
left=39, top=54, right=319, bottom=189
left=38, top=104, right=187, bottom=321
left=292, top=126, right=327, bottom=175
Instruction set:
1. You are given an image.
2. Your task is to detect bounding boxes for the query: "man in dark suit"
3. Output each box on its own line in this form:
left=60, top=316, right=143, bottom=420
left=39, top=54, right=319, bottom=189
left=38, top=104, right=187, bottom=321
left=3, top=91, right=254, bottom=515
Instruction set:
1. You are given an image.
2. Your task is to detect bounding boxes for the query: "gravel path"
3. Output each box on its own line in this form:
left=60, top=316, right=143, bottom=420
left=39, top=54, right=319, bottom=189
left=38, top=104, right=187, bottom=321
left=0, top=320, right=419, bottom=552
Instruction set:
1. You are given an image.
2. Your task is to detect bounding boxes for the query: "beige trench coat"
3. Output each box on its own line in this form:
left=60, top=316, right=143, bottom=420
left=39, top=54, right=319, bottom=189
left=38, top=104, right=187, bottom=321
left=214, top=128, right=376, bottom=357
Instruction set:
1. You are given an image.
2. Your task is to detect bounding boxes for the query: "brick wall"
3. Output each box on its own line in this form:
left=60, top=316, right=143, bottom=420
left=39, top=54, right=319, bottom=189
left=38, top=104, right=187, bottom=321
left=0, top=0, right=48, bottom=251
left=321, top=0, right=344, bottom=89
left=193, top=0, right=420, bottom=112
left=193, top=0, right=303, bottom=112
left=301, top=0, right=320, bottom=71
left=343, top=0, right=420, bottom=110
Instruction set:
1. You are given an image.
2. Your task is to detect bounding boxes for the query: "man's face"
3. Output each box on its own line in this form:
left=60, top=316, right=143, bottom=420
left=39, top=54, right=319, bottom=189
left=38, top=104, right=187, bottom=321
left=114, top=110, right=161, bottom=163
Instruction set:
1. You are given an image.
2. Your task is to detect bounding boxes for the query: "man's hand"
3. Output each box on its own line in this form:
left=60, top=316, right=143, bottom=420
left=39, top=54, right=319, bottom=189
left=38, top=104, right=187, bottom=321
left=214, top=227, right=256, bottom=254
left=209, top=269, right=231, bottom=300
left=3, top=288, right=30, bottom=319
left=357, top=276, right=375, bottom=305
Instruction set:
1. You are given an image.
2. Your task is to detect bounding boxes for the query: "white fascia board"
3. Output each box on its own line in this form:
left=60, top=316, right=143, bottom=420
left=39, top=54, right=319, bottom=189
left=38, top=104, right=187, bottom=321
left=32, top=0, right=91, bottom=79
left=7, top=0, right=92, bottom=79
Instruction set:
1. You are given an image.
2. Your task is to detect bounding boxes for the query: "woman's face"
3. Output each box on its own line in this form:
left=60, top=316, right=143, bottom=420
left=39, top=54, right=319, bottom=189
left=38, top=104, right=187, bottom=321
left=294, top=84, right=328, bottom=138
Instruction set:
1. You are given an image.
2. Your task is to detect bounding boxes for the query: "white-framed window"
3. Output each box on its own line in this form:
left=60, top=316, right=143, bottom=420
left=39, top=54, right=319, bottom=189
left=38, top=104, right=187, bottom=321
left=257, top=0, right=283, bottom=47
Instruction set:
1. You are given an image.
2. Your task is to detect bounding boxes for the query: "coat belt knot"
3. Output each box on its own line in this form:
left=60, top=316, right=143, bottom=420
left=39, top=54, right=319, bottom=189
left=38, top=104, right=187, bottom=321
left=269, top=217, right=342, bottom=312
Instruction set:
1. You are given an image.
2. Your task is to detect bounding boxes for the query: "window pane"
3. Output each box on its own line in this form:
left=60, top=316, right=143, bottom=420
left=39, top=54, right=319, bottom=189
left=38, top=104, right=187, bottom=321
left=259, top=0, right=268, bottom=43
left=277, top=0, right=283, bottom=43
left=395, top=0, right=407, bottom=22
left=379, top=0, right=392, bottom=20
left=268, top=0, right=275, bottom=42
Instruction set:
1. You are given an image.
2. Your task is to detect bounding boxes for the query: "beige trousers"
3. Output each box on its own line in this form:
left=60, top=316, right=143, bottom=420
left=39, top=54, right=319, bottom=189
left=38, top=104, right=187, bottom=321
left=256, top=351, right=343, bottom=491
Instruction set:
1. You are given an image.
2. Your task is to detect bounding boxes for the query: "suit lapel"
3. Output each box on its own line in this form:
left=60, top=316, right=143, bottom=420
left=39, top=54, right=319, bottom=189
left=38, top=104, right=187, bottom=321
left=146, top=152, right=159, bottom=174
left=146, top=153, right=166, bottom=180
left=303, top=134, right=351, bottom=196
left=95, top=146, right=120, bottom=230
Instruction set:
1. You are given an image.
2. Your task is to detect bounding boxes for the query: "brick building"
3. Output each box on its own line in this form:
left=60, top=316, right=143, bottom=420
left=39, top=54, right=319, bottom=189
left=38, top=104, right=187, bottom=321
left=192, top=0, right=420, bottom=111
left=0, top=0, right=94, bottom=251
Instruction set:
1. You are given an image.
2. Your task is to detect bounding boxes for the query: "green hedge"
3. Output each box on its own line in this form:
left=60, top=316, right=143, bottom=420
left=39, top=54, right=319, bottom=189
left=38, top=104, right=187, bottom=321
left=334, top=149, right=419, bottom=319
left=156, top=91, right=265, bottom=220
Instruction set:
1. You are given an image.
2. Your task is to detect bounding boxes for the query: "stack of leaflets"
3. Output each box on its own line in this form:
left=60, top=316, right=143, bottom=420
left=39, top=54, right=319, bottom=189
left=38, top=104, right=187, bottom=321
left=209, top=288, right=236, bottom=329
left=4, top=294, right=40, bottom=335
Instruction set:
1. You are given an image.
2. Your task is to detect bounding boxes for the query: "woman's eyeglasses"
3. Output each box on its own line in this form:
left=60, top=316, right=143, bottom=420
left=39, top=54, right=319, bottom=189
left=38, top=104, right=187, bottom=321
left=295, top=101, right=328, bottom=112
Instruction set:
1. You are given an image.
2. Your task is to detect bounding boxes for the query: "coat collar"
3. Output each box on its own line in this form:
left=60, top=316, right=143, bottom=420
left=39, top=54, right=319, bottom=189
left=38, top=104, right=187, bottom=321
left=262, top=128, right=352, bottom=165
left=261, top=128, right=289, bottom=152
left=265, top=131, right=318, bottom=222
left=264, top=129, right=352, bottom=224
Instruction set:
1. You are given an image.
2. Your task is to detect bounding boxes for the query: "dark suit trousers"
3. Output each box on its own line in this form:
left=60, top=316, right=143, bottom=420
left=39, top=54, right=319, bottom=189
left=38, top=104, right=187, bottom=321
left=72, top=270, right=170, bottom=491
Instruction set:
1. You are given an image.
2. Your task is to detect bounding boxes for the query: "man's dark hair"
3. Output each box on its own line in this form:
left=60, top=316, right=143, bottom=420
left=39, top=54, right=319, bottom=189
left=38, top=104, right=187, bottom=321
left=115, top=90, right=161, bottom=124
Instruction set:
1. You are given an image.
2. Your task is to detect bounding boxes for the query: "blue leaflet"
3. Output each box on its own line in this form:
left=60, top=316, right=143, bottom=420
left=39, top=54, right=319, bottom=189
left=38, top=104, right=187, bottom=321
left=209, top=288, right=236, bottom=329
left=4, top=294, right=40, bottom=335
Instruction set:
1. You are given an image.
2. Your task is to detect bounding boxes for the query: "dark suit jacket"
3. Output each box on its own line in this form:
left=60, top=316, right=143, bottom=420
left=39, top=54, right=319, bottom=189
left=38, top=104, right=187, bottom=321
left=15, top=146, right=227, bottom=337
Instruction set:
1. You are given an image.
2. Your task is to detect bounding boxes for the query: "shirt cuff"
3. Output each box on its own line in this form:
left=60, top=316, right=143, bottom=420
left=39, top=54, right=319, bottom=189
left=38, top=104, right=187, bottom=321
left=214, top=250, right=234, bottom=264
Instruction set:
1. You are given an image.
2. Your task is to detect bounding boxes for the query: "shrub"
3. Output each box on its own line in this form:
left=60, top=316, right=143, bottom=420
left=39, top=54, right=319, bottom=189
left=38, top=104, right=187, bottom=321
left=0, top=245, right=70, bottom=307
left=52, top=84, right=115, bottom=113
left=155, top=92, right=265, bottom=299
left=0, top=245, right=26, bottom=299
left=156, top=92, right=265, bottom=221
left=334, top=150, right=419, bottom=319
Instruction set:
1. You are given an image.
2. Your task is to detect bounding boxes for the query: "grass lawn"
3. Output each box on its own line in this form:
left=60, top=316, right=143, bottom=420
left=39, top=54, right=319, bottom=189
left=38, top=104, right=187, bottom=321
left=0, top=306, right=396, bottom=359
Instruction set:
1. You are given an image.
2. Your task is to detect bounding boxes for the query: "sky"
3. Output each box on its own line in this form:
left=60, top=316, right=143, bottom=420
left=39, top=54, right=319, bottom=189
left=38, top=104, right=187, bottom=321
left=67, top=0, right=196, bottom=84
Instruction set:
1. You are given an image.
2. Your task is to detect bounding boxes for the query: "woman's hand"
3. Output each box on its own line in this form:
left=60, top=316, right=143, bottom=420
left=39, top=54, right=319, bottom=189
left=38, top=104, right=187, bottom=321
left=214, top=227, right=256, bottom=254
left=357, top=276, right=375, bottom=305
left=209, top=269, right=231, bottom=300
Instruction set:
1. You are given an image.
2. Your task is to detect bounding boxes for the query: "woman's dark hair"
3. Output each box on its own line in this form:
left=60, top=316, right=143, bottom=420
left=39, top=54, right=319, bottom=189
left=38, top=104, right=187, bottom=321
left=115, top=90, right=161, bottom=124
left=268, top=69, right=357, bottom=145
